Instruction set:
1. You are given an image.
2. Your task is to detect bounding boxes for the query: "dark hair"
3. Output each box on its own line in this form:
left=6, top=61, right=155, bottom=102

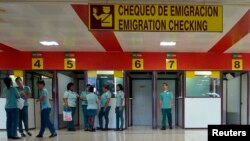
left=4, top=77, right=12, bottom=89
left=117, top=84, right=123, bottom=91
left=37, top=80, right=45, bottom=86
left=89, top=85, right=94, bottom=93
left=103, top=84, right=109, bottom=90
left=15, top=77, right=22, bottom=82
left=67, top=82, right=74, bottom=90
left=86, top=84, right=91, bottom=87
left=163, top=83, right=168, bottom=86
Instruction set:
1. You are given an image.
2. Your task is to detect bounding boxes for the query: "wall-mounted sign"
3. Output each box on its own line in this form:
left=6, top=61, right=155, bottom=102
left=132, top=52, right=143, bottom=70
left=89, top=4, right=223, bottom=32
left=166, top=53, right=177, bottom=70
left=32, top=52, right=43, bottom=70
left=232, top=53, right=243, bottom=70
left=64, top=53, right=76, bottom=70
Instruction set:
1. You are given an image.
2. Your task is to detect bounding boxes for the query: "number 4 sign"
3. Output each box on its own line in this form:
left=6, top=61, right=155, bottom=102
left=32, top=58, right=44, bottom=70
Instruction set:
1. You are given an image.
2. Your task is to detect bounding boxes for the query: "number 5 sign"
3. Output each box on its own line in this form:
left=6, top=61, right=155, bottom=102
left=132, top=59, right=143, bottom=70
left=64, top=58, right=76, bottom=70
left=166, top=59, right=177, bottom=70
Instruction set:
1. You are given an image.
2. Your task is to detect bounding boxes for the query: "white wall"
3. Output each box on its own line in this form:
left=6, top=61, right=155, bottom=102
left=185, top=98, right=221, bottom=128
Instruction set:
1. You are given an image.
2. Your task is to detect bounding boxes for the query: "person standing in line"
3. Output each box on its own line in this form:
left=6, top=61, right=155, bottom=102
left=80, top=84, right=90, bottom=131
left=36, top=80, right=57, bottom=138
left=86, top=85, right=99, bottom=132
left=15, top=77, right=32, bottom=137
left=160, top=83, right=174, bottom=130
left=63, top=82, right=79, bottom=131
left=115, top=84, right=125, bottom=131
left=3, top=77, right=21, bottom=140
left=98, top=84, right=111, bottom=131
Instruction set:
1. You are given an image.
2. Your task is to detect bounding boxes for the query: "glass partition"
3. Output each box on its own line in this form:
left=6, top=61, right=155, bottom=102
left=186, top=71, right=220, bottom=97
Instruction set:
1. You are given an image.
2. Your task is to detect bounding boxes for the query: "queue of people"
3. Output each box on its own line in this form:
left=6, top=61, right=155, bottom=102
left=63, top=83, right=125, bottom=132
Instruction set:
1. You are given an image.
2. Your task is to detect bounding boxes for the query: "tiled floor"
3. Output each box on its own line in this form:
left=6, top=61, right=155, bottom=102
left=0, top=126, right=207, bottom=141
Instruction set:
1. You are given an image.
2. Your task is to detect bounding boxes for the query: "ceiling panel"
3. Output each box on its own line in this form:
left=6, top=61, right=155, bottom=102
left=0, top=3, right=105, bottom=51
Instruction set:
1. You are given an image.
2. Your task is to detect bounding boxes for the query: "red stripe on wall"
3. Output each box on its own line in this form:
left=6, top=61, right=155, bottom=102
left=208, top=9, right=250, bottom=53
left=72, top=4, right=123, bottom=52
left=1, top=52, right=250, bottom=70
left=0, top=43, right=19, bottom=52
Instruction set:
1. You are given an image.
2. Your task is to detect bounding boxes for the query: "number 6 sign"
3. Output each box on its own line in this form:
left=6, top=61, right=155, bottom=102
left=132, top=59, right=143, bottom=70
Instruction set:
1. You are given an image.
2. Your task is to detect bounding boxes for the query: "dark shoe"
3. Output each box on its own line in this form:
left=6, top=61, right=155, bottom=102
left=161, top=127, right=166, bottom=130
left=26, top=131, right=32, bottom=136
left=120, top=128, right=124, bottom=131
left=102, top=128, right=108, bottom=131
left=90, top=128, right=96, bottom=132
left=49, top=132, right=57, bottom=138
left=68, top=128, right=76, bottom=131
left=170, top=127, right=173, bottom=129
left=11, top=136, right=21, bottom=139
left=84, top=128, right=89, bottom=131
left=114, top=129, right=120, bottom=131
left=36, top=134, right=43, bottom=138
left=21, top=133, right=26, bottom=137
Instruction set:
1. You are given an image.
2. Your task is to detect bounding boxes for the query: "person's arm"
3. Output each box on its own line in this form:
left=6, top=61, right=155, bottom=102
left=171, top=92, right=174, bottom=108
left=14, top=88, right=20, bottom=99
left=104, top=92, right=111, bottom=111
left=36, top=90, right=46, bottom=102
left=63, top=91, right=69, bottom=107
left=24, top=87, right=31, bottom=99
left=119, top=92, right=125, bottom=110
left=93, top=8, right=101, bottom=20
left=159, top=93, right=162, bottom=106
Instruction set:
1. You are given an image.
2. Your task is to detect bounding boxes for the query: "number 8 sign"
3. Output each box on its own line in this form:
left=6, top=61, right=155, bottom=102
left=232, top=59, right=243, bottom=70
left=132, top=59, right=143, bottom=70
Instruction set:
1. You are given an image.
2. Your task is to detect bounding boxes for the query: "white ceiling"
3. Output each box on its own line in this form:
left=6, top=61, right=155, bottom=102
left=0, top=2, right=250, bottom=52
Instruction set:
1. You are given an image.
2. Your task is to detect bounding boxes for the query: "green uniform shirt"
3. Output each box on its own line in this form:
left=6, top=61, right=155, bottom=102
left=80, top=91, right=88, bottom=105
left=116, top=90, right=124, bottom=107
left=39, top=88, right=51, bottom=110
left=63, top=90, right=78, bottom=107
left=160, top=91, right=173, bottom=109
left=86, top=93, right=98, bottom=109
left=4, top=87, right=20, bottom=109
left=17, top=86, right=31, bottom=106
left=100, top=91, right=111, bottom=107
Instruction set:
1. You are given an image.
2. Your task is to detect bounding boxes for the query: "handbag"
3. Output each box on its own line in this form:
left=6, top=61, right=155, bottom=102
left=17, top=98, right=25, bottom=110
left=63, top=110, right=72, bottom=121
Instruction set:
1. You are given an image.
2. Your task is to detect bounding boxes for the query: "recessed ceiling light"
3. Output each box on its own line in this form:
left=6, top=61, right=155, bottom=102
left=40, top=41, right=59, bottom=46
left=195, top=71, right=212, bottom=76
left=160, top=41, right=176, bottom=46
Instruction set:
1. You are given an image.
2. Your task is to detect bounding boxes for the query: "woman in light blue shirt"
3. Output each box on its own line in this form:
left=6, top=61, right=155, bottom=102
left=98, top=84, right=111, bottom=130
left=63, top=82, right=79, bottom=131
left=115, top=84, right=125, bottom=131
left=36, top=80, right=57, bottom=138
left=86, top=85, right=99, bottom=132
left=80, top=84, right=90, bottom=131
left=3, top=77, right=21, bottom=140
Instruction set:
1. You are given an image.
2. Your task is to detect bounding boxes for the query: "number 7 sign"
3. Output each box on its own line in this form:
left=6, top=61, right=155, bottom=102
left=166, top=59, right=177, bottom=70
